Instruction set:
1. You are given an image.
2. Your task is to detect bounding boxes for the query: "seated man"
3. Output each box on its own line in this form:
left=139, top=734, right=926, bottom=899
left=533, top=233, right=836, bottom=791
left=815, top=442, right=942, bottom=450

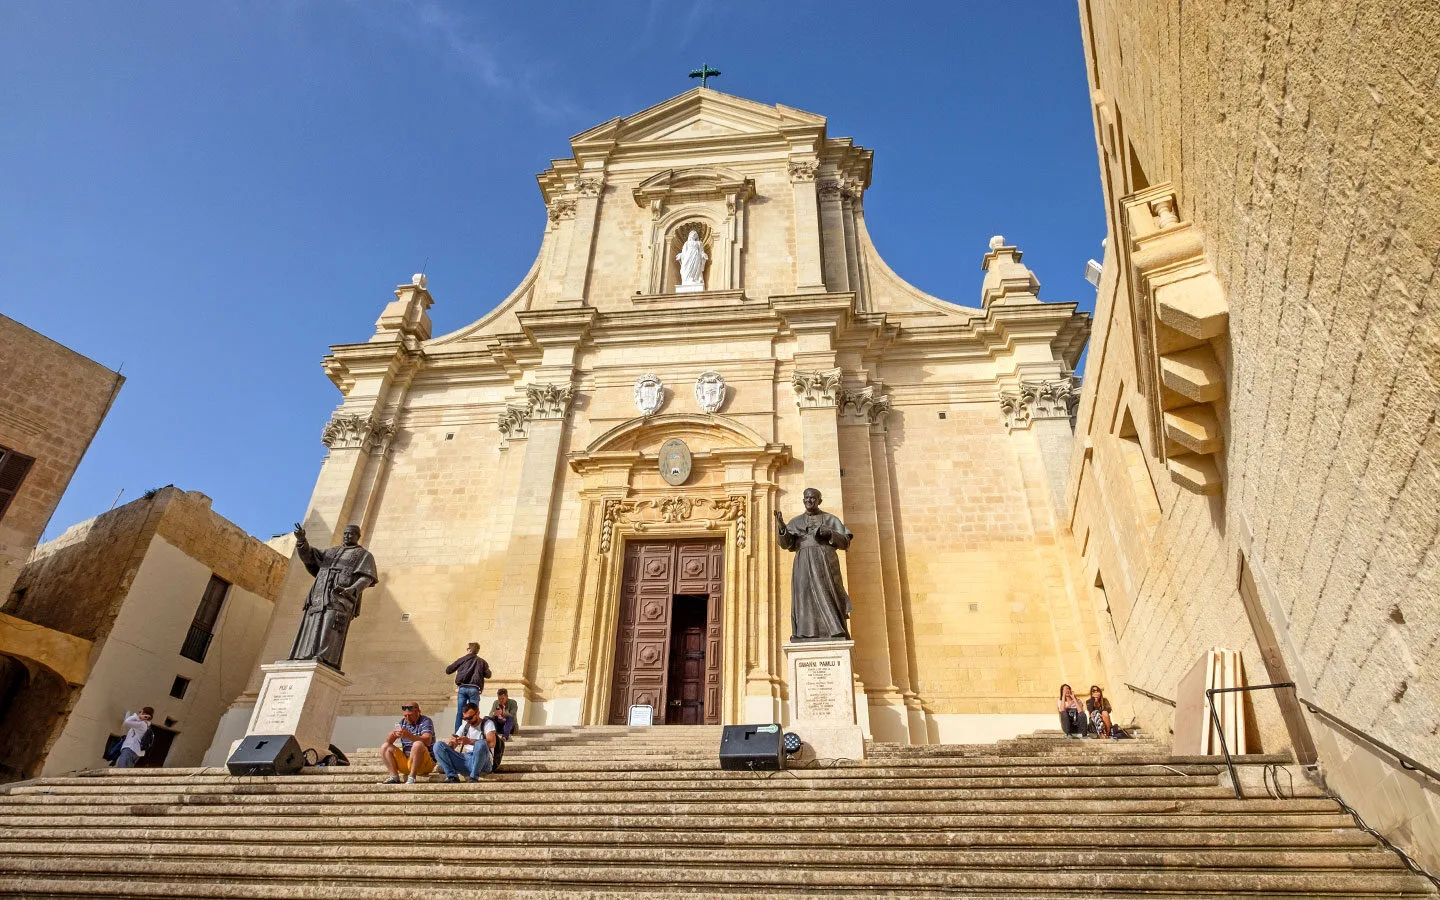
left=378, top=700, right=436, bottom=784
left=489, top=688, right=518, bottom=739
left=433, top=702, right=496, bottom=782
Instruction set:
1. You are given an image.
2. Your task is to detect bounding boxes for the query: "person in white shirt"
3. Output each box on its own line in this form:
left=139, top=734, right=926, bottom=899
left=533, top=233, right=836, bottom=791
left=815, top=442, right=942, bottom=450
left=116, top=707, right=153, bottom=768
left=432, top=703, right=496, bottom=782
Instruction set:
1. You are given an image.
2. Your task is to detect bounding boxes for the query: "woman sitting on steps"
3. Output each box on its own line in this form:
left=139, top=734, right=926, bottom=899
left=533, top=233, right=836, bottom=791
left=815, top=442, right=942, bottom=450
left=1057, top=684, right=1086, bottom=739
left=1087, top=685, right=1115, bottom=739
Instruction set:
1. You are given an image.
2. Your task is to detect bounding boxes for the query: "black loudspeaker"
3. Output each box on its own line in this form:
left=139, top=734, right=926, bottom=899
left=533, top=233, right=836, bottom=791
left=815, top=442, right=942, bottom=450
left=227, top=734, right=303, bottom=776
left=718, top=724, right=784, bottom=771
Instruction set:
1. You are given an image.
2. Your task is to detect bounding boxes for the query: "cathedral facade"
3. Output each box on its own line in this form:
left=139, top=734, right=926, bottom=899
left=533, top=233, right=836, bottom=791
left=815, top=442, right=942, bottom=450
left=216, top=89, right=1094, bottom=748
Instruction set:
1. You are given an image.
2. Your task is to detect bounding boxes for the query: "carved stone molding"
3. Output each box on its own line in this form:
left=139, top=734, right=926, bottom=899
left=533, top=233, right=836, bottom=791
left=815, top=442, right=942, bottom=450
left=791, top=368, right=843, bottom=409
left=321, top=413, right=397, bottom=454
left=787, top=159, right=819, bottom=183
left=548, top=198, right=578, bottom=223
left=838, top=386, right=892, bottom=427
left=999, top=378, right=1080, bottom=432
left=817, top=178, right=843, bottom=201
left=497, top=404, right=531, bottom=449
left=576, top=176, right=604, bottom=197
left=526, top=383, right=574, bottom=420
left=599, top=495, right=749, bottom=554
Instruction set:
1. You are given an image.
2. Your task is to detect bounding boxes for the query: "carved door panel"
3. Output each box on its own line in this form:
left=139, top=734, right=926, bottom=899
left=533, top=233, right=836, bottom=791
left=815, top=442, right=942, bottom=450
left=608, top=543, right=676, bottom=724
left=674, top=540, right=724, bottom=726
left=667, top=603, right=706, bottom=725
left=609, top=539, right=724, bottom=725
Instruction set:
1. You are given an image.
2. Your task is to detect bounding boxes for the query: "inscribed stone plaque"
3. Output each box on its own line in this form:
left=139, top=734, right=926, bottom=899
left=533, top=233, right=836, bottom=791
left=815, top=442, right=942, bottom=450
left=794, top=657, right=849, bottom=722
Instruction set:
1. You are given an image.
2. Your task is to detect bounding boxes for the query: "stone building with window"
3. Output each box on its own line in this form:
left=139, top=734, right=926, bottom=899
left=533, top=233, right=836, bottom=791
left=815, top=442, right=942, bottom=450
left=1071, top=0, right=1440, bottom=871
left=0, top=314, right=121, bottom=780
left=3, top=486, right=286, bottom=777
left=211, top=88, right=1095, bottom=752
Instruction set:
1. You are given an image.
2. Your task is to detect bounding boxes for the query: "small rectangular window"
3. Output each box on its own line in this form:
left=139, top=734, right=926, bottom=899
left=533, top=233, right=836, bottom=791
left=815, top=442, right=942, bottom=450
left=0, top=446, right=36, bottom=523
left=170, top=676, right=190, bottom=699
left=180, top=574, right=229, bottom=663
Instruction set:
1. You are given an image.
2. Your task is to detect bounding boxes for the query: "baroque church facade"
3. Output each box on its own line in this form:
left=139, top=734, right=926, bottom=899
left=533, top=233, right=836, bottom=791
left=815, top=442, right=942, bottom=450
left=214, top=88, right=1094, bottom=748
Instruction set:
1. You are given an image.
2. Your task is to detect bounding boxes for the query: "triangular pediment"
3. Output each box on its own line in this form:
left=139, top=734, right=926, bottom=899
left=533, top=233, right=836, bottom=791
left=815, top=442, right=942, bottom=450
left=570, top=88, right=826, bottom=149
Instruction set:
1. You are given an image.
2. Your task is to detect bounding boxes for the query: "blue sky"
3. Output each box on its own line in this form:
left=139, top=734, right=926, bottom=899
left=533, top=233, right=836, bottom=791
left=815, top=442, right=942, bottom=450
left=1, top=1, right=1104, bottom=541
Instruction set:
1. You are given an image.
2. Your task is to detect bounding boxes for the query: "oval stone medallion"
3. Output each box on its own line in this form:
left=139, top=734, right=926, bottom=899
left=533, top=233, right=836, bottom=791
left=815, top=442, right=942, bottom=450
left=658, top=438, right=692, bottom=486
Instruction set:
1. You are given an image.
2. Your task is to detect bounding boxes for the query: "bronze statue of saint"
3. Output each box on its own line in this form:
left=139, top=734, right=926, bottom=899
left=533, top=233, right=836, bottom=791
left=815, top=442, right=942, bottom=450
left=287, top=523, right=378, bottom=670
left=775, top=488, right=854, bottom=641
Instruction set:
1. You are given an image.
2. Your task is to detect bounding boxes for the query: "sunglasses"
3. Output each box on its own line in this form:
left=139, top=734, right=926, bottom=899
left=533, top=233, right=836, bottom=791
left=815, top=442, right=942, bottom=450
left=401, top=705, right=416, bottom=711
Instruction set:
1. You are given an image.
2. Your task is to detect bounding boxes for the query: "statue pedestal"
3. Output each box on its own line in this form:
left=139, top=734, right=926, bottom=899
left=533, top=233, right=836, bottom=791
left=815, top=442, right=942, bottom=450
left=239, top=660, right=349, bottom=757
left=783, top=639, right=866, bottom=762
left=674, top=282, right=705, bottom=293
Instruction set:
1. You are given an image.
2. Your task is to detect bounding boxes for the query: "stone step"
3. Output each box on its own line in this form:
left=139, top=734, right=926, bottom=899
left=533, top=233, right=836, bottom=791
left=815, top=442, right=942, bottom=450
left=0, top=841, right=1411, bottom=872
left=0, top=785, right=1285, bottom=808
left=0, top=857, right=1429, bottom=898
left=6, top=772, right=1246, bottom=797
left=0, top=825, right=1384, bottom=850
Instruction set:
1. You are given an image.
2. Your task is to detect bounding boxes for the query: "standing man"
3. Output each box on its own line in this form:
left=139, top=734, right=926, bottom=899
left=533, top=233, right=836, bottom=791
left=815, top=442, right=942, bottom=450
left=115, top=707, right=153, bottom=769
left=775, top=487, right=855, bottom=641
left=288, top=523, right=378, bottom=671
left=432, top=703, right=497, bottom=782
left=378, top=701, right=436, bottom=784
left=445, top=642, right=491, bottom=734
left=489, top=688, right=518, bottom=739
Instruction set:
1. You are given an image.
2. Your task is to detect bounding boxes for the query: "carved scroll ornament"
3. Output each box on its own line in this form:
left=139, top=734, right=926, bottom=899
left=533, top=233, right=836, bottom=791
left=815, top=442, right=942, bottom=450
left=599, top=495, right=750, bottom=554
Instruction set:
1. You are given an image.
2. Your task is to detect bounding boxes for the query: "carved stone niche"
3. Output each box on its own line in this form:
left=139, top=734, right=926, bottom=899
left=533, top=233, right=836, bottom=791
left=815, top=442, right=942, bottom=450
left=1122, top=183, right=1231, bottom=496
left=634, top=167, right=755, bottom=295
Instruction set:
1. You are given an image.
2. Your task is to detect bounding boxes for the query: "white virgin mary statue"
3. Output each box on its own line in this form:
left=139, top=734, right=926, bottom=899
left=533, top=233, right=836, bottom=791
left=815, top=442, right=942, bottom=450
left=676, top=229, right=708, bottom=292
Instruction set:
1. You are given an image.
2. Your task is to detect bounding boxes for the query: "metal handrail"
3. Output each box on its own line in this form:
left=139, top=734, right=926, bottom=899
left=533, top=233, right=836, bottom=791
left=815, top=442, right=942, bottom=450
left=1124, top=682, right=1176, bottom=707
left=1205, top=682, right=1295, bottom=800
left=1299, top=698, right=1440, bottom=785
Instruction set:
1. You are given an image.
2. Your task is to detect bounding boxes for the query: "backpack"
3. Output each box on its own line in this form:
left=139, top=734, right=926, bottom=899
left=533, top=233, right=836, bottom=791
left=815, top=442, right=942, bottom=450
left=138, top=724, right=155, bottom=754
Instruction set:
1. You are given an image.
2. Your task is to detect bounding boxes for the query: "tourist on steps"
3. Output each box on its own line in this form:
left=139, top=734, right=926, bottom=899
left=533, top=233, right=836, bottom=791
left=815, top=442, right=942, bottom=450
left=489, top=688, right=518, bottom=738
left=1087, top=685, right=1115, bottom=739
left=1057, top=685, right=1086, bottom=739
left=445, top=642, right=492, bottom=734
left=114, top=707, right=154, bottom=768
left=378, top=700, right=436, bottom=784
left=433, top=702, right=496, bottom=782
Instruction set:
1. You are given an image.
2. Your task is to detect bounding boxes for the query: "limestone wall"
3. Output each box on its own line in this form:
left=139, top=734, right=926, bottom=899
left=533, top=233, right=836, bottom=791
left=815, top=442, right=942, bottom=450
left=1074, top=0, right=1440, bottom=867
left=0, top=315, right=119, bottom=603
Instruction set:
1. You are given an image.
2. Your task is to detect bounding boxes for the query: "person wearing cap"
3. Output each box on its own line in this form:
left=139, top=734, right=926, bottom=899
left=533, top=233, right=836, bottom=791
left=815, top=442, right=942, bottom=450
left=444, top=642, right=491, bottom=734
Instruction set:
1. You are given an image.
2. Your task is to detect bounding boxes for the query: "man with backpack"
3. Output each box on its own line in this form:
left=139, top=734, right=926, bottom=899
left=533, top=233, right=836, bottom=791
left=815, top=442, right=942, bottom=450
left=114, top=707, right=154, bottom=768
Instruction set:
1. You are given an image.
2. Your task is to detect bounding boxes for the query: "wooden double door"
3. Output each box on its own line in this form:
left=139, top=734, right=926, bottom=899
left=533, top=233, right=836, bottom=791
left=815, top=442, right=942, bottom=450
left=608, top=539, right=724, bottom=725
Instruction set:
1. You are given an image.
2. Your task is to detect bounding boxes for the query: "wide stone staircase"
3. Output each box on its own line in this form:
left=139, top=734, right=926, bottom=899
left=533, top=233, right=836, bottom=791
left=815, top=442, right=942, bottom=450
left=0, top=725, right=1433, bottom=898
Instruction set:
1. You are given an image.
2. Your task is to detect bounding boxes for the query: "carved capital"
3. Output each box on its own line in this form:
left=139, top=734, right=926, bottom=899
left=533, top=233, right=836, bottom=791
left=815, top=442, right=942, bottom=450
left=788, top=159, right=819, bottom=183
left=526, top=383, right=574, bottom=420
left=548, top=198, right=578, bottom=223
left=791, top=368, right=843, bottom=409
left=838, top=386, right=892, bottom=428
left=321, top=413, right=397, bottom=454
left=497, top=404, right=531, bottom=449
left=576, top=176, right=604, bottom=198
left=999, top=377, right=1080, bottom=432
left=840, top=177, right=865, bottom=204
left=817, top=178, right=843, bottom=201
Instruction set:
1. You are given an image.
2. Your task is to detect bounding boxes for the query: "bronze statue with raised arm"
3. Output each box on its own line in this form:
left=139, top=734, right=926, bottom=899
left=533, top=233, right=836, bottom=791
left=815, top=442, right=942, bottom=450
left=287, top=523, right=378, bottom=670
left=775, top=488, right=854, bottom=641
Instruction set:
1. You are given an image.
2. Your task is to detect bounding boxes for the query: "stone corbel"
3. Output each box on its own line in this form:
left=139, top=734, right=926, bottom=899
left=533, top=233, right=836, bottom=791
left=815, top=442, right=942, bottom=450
left=1122, top=183, right=1230, bottom=496
left=791, top=368, right=843, bottom=409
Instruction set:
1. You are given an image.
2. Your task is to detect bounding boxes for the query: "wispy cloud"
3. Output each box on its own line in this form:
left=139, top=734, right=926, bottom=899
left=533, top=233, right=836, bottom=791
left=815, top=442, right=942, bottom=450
left=348, top=0, right=578, bottom=121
